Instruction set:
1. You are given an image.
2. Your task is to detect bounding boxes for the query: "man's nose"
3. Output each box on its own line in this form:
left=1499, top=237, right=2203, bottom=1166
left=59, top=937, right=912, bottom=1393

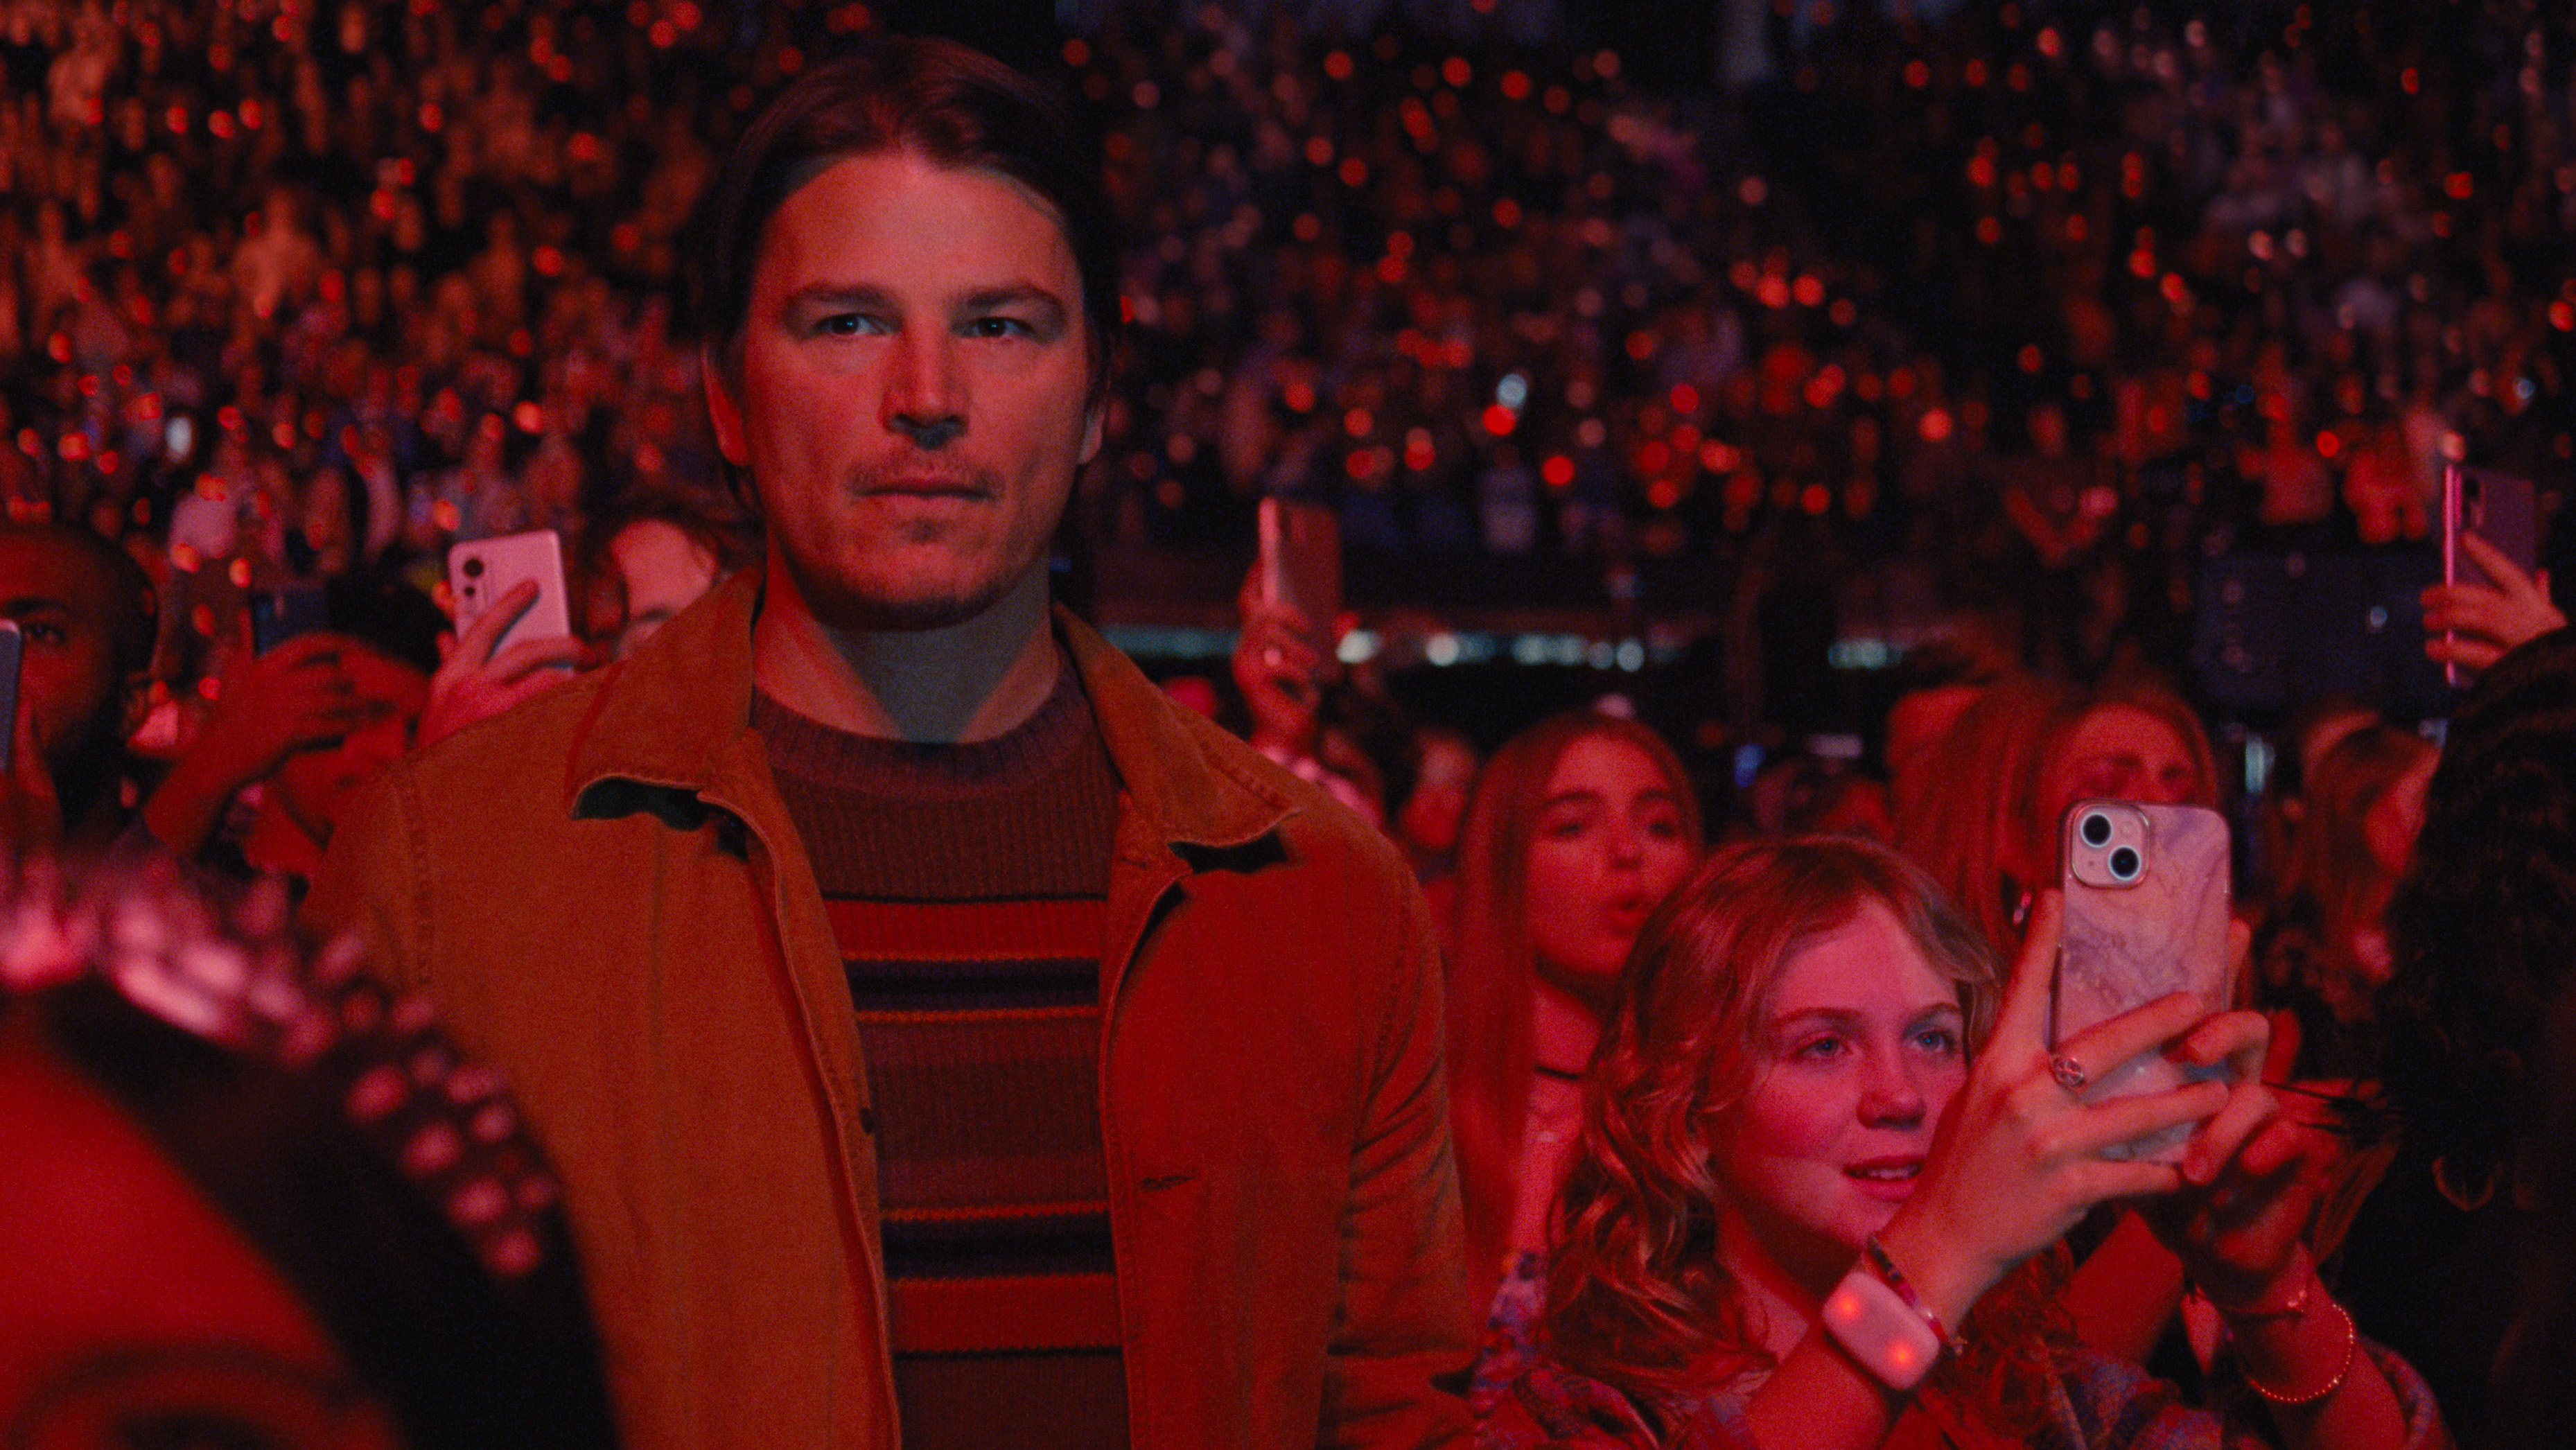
left=885, top=331, right=965, bottom=448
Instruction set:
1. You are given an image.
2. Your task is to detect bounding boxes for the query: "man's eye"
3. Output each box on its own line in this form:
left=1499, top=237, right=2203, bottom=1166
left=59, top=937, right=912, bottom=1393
left=19, top=622, right=65, bottom=645
left=964, top=315, right=1032, bottom=339
left=814, top=313, right=877, bottom=337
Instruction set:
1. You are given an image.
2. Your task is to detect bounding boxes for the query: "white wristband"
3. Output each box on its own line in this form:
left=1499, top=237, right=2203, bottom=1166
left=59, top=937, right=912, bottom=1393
left=1821, top=1263, right=1944, bottom=1392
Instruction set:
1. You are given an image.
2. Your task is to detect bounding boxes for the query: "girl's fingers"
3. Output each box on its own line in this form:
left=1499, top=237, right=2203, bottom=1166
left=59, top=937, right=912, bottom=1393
left=1987, top=889, right=2062, bottom=1056
left=2054, top=990, right=2211, bottom=1085
left=2067, top=1155, right=2188, bottom=1207
left=2048, top=1077, right=2230, bottom=1160
left=454, top=579, right=541, bottom=665
left=2173, top=1007, right=2270, bottom=1077
left=2180, top=1081, right=2279, bottom=1186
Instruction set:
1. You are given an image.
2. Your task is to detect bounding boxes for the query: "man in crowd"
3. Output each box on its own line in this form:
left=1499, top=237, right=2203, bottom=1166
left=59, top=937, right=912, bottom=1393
left=0, top=522, right=155, bottom=860
left=308, top=35, right=1471, bottom=1450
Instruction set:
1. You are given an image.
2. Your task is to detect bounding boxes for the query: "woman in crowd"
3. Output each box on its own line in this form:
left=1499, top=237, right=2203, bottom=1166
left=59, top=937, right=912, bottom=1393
left=1446, top=710, right=1703, bottom=1402
left=1484, top=836, right=2442, bottom=1450
left=1893, top=674, right=2231, bottom=1368
left=2256, top=723, right=2437, bottom=1081
left=2359, top=625, right=2576, bottom=1446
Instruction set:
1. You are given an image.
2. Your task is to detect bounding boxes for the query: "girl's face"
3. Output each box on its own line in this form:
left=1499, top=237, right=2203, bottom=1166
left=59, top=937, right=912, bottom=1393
left=2042, top=704, right=2202, bottom=830
left=2363, top=751, right=2437, bottom=877
left=1710, top=903, right=1968, bottom=1296
left=1523, top=735, right=1696, bottom=1001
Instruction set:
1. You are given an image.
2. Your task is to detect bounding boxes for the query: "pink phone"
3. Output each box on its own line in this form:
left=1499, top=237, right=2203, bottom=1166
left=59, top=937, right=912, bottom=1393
left=2053, top=800, right=2236, bottom=1163
left=448, top=530, right=573, bottom=654
left=2442, top=466, right=2539, bottom=688
left=1256, top=497, right=1340, bottom=658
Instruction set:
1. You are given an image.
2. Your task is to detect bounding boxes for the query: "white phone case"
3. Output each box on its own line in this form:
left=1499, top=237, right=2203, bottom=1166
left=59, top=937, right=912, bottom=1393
left=448, top=530, right=573, bottom=654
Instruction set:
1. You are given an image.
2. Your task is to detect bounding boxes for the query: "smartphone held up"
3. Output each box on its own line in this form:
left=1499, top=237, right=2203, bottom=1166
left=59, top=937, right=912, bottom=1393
left=448, top=530, right=575, bottom=656
left=2052, top=800, right=2237, bottom=1163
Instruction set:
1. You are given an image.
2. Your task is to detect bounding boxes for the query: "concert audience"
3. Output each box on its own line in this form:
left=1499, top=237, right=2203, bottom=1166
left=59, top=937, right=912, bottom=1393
left=2362, top=626, right=2576, bottom=1446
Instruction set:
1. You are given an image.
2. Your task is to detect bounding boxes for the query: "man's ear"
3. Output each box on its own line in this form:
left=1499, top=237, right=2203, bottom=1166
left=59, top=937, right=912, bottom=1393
left=702, top=347, right=751, bottom=466
left=1080, top=396, right=1105, bottom=468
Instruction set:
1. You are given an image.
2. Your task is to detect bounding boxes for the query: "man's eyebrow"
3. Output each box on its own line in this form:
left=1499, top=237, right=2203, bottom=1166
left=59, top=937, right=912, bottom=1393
left=955, top=283, right=1069, bottom=320
left=778, top=281, right=898, bottom=314
left=0, top=596, right=73, bottom=615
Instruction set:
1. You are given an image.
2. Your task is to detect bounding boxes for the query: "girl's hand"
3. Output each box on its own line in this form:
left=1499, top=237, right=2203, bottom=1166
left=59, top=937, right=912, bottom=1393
left=418, top=579, right=587, bottom=751
left=2422, top=530, right=2562, bottom=674
left=2142, top=1013, right=2333, bottom=1311
left=1880, top=893, right=2238, bottom=1325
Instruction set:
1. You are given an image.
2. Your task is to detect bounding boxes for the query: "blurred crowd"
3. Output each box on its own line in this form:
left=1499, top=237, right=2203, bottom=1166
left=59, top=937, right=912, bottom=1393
left=0, top=2, right=2568, bottom=725
left=1095, top=0, right=2573, bottom=693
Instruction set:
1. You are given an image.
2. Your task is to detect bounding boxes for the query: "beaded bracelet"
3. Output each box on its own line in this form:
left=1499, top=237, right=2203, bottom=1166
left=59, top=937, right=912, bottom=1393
left=1862, top=1234, right=1952, bottom=1346
left=2241, top=1296, right=2358, bottom=1406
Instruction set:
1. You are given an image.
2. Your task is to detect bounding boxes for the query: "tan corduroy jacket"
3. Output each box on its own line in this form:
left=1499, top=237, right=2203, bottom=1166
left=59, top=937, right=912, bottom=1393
left=304, top=567, right=1474, bottom=1450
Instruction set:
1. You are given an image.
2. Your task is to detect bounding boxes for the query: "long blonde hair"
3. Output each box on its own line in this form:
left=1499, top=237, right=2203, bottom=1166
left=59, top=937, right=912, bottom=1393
left=1446, top=711, right=1702, bottom=1292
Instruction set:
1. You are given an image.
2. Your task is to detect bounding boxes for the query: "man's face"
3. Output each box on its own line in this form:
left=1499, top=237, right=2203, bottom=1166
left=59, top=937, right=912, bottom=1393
left=0, top=536, right=134, bottom=783
left=707, top=150, right=1103, bottom=632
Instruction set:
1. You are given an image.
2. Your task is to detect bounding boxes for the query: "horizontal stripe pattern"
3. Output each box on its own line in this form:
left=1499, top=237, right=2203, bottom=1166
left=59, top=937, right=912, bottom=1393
left=753, top=676, right=1125, bottom=1401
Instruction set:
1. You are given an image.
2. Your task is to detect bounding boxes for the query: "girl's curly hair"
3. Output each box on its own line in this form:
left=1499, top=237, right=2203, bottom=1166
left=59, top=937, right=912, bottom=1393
left=1541, top=835, right=2071, bottom=1436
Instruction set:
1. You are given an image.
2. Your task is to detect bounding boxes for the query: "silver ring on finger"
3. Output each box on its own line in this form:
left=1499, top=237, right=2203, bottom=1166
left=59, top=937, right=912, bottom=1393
left=2049, top=1053, right=2089, bottom=1093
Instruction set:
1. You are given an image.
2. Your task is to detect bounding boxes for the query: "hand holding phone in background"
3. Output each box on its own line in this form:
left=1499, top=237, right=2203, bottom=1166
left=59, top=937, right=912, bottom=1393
left=1234, top=499, right=1344, bottom=762
left=2426, top=467, right=2559, bottom=682
left=422, top=532, right=588, bottom=751
left=136, top=627, right=392, bottom=861
left=2422, top=532, right=2561, bottom=678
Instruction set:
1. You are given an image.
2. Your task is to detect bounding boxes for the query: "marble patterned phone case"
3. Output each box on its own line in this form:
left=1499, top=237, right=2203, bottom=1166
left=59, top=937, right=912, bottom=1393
left=2054, top=801, right=2234, bottom=1163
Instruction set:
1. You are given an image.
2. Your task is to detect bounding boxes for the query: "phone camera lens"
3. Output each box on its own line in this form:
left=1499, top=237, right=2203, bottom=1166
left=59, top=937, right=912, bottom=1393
left=2079, top=811, right=2113, bottom=848
left=463, top=557, right=485, bottom=578
left=2108, top=845, right=2141, bottom=882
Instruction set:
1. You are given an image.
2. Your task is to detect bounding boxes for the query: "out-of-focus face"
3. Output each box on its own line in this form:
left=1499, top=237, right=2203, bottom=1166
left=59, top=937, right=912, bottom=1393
left=2042, top=704, right=2203, bottom=830
left=1711, top=902, right=1968, bottom=1296
left=606, top=518, right=721, bottom=659
left=0, top=534, right=136, bottom=787
left=1883, top=681, right=1981, bottom=822
left=0, top=1024, right=401, bottom=1449
left=706, top=150, right=1103, bottom=634
left=2363, top=751, right=2437, bottom=878
left=1523, top=735, right=1696, bottom=1001
left=272, top=643, right=426, bottom=848
left=1396, top=735, right=1478, bottom=859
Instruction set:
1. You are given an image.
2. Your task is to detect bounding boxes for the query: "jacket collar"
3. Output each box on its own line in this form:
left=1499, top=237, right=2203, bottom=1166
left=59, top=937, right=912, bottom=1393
left=568, top=567, right=1297, bottom=855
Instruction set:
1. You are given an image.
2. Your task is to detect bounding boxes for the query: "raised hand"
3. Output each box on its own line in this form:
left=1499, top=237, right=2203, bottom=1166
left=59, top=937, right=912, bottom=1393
left=2422, top=530, right=2562, bottom=675
left=139, top=632, right=389, bottom=857
left=417, top=579, right=587, bottom=751
left=1877, top=893, right=2254, bottom=1327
